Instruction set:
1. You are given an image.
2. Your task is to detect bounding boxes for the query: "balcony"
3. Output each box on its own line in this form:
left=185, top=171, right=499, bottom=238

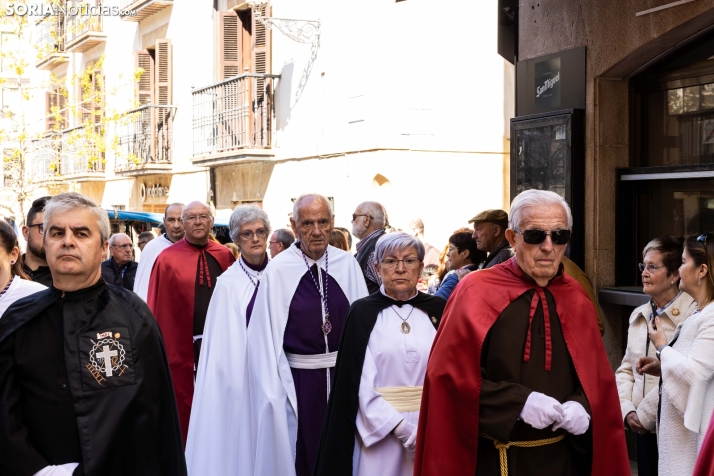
left=115, top=105, right=176, bottom=176
left=29, top=139, right=61, bottom=184
left=119, top=0, right=173, bottom=22
left=35, top=16, right=69, bottom=70
left=58, top=127, right=105, bottom=181
left=191, top=73, right=278, bottom=167
left=65, top=5, right=106, bottom=53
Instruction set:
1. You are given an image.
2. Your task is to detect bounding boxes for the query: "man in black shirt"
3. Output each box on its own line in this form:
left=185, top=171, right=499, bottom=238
left=0, top=192, right=186, bottom=476
left=100, top=233, right=138, bottom=290
left=21, top=196, right=53, bottom=286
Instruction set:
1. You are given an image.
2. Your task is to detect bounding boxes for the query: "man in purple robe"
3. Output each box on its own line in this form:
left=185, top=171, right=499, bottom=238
left=238, top=193, right=368, bottom=476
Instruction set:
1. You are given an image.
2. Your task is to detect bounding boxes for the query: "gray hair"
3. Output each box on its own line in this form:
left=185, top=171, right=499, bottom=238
left=44, top=192, right=110, bottom=243
left=108, top=233, right=130, bottom=246
left=360, top=201, right=386, bottom=228
left=509, top=189, right=573, bottom=230
left=292, top=193, right=334, bottom=222
left=409, top=218, right=424, bottom=235
left=229, top=204, right=271, bottom=244
left=374, top=231, right=425, bottom=264
left=273, top=228, right=295, bottom=249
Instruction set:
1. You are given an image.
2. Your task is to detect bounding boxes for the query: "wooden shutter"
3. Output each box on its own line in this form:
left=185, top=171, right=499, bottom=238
left=155, top=39, right=172, bottom=105
left=46, top=91, right=57, bottom=131
left=251, top=4, right=271, bottom=100
left=218, top=11, right=241, bottom=80
left=134, top=50, right=154, bottom=105
left=80, top=61, right=101, bottom=125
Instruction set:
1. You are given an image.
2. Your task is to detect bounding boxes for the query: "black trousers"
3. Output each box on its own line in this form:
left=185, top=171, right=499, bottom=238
left=636, top=432, right=658, bottom=476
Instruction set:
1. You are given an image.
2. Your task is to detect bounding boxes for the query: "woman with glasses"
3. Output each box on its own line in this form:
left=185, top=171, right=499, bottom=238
left=313, top=232, right=446, bottom=476
left=615, top=236, right=696, bottom=476
left=639, top=233, right=714, bottom=476
left=0, top=220, right=46, bottom=317
left=186, top=204, right=271, bottom=474
left=434, top=228, right=487, bottom=301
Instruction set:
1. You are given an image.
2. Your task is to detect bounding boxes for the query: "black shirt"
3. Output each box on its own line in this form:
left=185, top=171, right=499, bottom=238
left=21, top=255, right=52, bottom=287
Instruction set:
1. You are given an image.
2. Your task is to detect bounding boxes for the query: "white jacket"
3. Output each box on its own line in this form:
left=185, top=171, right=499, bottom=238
left=615, top=292, right=696, bottom=430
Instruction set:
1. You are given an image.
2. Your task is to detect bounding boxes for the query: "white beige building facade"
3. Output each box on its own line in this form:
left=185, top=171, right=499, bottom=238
left=11, top=0, right=514, bottom=247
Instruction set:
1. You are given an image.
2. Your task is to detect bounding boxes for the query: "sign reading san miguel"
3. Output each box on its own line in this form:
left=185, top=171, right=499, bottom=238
left=535, top=57, right=561, bottom=109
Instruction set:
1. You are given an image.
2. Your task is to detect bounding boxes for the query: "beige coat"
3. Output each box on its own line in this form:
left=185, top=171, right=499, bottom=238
left=615, top=292, right=696, bottom=430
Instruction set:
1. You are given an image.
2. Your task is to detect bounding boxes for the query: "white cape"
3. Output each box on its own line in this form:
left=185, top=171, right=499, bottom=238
left=238, top=244, right=368, bottom=476
left=0, top=276, right=46, bottom=317
left=185, top=260, right=261, bottom=475
left=133, top=234, right=173, bottom=302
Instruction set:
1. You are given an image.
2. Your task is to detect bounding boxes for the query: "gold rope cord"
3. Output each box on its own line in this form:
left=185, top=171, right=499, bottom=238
left=479, top=433, right=566, bottom=476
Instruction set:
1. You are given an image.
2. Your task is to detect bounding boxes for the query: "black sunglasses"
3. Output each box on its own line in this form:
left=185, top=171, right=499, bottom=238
left=513, top=227, right=571, bottom=245
left=352, top=214, right=372, bottom=222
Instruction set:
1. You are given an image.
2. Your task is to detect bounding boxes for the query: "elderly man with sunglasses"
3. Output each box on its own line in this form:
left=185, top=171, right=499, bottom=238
left=415, top=189, right=629, bottom=476
left=352, top=201, right=388, bottom=294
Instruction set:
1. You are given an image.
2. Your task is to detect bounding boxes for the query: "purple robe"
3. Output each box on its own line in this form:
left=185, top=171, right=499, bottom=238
left=284, top=264, right=350, bottom=476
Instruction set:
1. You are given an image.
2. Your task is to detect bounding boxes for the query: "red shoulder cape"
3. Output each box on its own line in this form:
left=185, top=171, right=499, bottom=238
left=146, top=238, right=235, bottom=444
left=414, top=258, right=629, bottom=475
left=694, top=410, right=714, bottom=476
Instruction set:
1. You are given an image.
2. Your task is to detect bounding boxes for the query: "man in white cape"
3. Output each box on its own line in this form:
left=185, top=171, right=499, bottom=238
left=133, top=203, right=184, bottom=301
left=238, top=194, right=368, bottom=476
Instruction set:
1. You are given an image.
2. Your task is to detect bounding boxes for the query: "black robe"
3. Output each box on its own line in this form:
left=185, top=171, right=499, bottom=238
left=313, top=291, right=446, bottom=476
left=0, top=279, right=187, bottom=476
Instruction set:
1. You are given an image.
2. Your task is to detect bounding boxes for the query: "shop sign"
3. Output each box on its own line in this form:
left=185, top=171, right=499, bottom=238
left=140, top=183, right=169, bottom=202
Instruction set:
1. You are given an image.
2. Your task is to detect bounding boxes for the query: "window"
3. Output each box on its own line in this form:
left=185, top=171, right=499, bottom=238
left=134, top=39, right=172, bottom=105
left=46, top=77, right=68, bottom=131
left=217, top=6, right=271, bottom=83
left=79, top=60, right=103, bottom=126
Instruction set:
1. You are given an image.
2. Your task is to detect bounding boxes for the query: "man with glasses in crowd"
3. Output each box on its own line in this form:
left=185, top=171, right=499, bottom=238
left=352, top=201, right=388, bottom=294
left=21, top=196, right=53, bottom=286
left=268, top=228, right=295, bottom=258
left=415, top=189, right=630, bottom=476
left=100, top=233, right=138, bottom=290
left=147, top=201, right=235, bottom=444
left=134, top=203, right=185, bottom=301
left=239, top=193, right=368, bottom=476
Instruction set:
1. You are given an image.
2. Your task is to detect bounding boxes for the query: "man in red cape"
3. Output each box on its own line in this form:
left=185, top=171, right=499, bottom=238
left=147, top=201, right=234, bottom=444
left=414, top=190, right=630, bottom=476
left=694, top=413, right=714, bottom=476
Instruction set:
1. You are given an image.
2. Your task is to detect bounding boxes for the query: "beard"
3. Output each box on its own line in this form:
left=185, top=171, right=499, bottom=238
left=27, top=238, right=46, bottom=260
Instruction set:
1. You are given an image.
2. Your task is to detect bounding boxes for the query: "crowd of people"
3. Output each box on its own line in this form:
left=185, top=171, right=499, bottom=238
left=0, top=189, right=712, bottom=475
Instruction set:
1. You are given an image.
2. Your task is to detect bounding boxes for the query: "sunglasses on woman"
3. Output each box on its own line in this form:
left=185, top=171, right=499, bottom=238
left=513, top=228, right=571, bottom=245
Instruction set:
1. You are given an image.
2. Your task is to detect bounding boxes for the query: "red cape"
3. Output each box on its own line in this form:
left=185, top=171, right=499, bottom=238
left=147, top=238, right=235, bottom=444
left=694, top=410, right=714, bottom=476
left=414, top=258, right=629, bottom=475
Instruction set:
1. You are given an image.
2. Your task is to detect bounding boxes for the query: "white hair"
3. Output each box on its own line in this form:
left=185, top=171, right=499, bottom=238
left=44, top=192, right=110, bottom=243
left=229, top=204, right=271, bottom=244
left=509, top=189, right=573, bottom=230
left=292, top=193, right=334, bottom=222
left=374, top=231, right=425, bottom=264
left=108, top=233, right=130, bottom=246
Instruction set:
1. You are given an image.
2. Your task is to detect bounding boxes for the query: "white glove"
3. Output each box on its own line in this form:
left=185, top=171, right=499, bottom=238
left=552, top=401, right=590, bottom=435
left=394, top=420, right=418, bottom=458
left=520, top=392, right=565, bottom=429
left=33, top=463, right=79, bottom=476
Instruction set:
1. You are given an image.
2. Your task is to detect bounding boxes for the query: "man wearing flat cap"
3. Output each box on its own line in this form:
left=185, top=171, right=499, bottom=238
left=470, top=209, right=513, bottom=269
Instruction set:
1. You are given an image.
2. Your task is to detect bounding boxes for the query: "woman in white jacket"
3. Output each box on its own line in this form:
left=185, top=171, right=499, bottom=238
left=0, top=220, right=46, bottom=317
left=641, top=233, right=714, bottom=476
left=616, top=236, right=696, bottom=476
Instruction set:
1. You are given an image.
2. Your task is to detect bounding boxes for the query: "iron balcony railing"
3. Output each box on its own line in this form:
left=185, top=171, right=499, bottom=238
left=192, top=73, right=279, bottom=158
left=115, top=105, right=176, bottom=170
left=59, top=126, right=105, bottom=176
left=29, top=139, right=60, bottom=182
left=65, top=2, right=102, bottom=45
left=35, top=15, right=64, bottom=62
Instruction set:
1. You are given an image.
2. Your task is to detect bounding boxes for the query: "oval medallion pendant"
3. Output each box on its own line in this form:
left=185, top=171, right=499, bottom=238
left=401, top=321, right=411, bottom=334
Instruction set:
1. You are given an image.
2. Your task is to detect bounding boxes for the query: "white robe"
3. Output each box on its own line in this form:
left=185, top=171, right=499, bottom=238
left=657, top=304, right=714, bottom=476
left=238, top=244, right=368, bottom=476
left=133, top=234, right=173, bottom=301
left=185, top=260, right=262, bottom=475
left=353, top=292, right=436, bottom=476
left=0, top=276, right=46, bottom=317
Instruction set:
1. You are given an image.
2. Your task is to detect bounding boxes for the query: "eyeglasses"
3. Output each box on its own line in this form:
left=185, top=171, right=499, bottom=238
left=513, top=228, right=571, bottom=245
left=112, top=244, right=133, bottom=250
left=184, top=215, right=212, bottom=223
left=352, top=214, right=372, bottom=222
left=639, top=263, right=665, bottom=273
left=269, top=241, right=279, bottom=245
left=27, top=223, right=44, bottom=234
left=239, top=229, right=268, bottom=241
left=381, top=257, right=421, bottom=269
